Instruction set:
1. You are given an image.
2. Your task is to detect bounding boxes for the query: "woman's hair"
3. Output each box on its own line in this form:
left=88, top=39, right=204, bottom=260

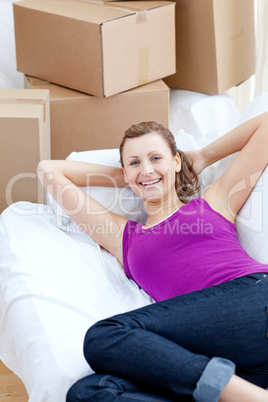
left=119, top=121, right=200, bottom=204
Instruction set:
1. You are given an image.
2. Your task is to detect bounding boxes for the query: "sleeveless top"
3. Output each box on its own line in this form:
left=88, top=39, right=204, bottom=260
left=122, top=197, right=268, bottom=301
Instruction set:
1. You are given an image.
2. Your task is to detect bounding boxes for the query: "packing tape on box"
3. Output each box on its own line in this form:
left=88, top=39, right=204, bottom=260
left=0, top=99, right=46, bottom=122
left=136, top=11, right=146, bottom=24
left=104, top=7, right=147, bottom=23
left=138, top=48, right=149, bottom=86
left=81, top=0, right=147, bottom=23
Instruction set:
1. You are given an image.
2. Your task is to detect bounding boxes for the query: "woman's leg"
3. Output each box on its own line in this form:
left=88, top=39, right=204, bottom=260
left=84, top=274, right=268, bottom=401
left=66, top=373, right=180, bottom=402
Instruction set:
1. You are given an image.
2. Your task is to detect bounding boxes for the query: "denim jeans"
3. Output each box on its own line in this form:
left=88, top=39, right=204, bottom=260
left=67, top=273, right=268, bottom=402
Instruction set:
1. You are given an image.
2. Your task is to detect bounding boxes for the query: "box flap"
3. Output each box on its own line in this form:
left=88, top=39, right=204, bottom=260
left=0, top=88, right=49, bottom=101
left=0, top=104, right=44, bottom=119
left=14, top=0, right=174, bottom=25
left=0, top=89, right=51, bottom=164
left=0, top=89, right=50, bottom=122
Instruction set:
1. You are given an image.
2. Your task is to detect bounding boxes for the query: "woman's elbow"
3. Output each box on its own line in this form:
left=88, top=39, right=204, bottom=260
left=37, top=160, right=58, bottom=185
left=37, top=160, right=51, bottom=173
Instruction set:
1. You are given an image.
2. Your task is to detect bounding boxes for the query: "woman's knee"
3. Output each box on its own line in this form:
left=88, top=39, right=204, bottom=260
left=84, top=314, right=139, bottom=370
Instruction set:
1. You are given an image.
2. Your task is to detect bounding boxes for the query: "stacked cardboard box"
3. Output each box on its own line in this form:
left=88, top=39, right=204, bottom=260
left=13, top=0, right=256, bottom=97
left=24, top=76, right=170, bottom=160
left=1, top=0, right=176, bottom=211
left=14, top=0, right=175, bottom=158
left=0, top=89, right=51, bottom=212
left=165, top=0, right=256, bottom=95
left=13, top=0, right=176, bottom=96
left=14, top=0, right=175, bottom=155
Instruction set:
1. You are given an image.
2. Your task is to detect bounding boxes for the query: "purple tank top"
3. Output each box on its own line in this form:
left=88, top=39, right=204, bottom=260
left=122, top=197, right=268, bottom=301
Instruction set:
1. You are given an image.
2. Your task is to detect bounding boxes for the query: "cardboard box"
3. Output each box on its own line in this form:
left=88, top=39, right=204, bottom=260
left=24, top=75, right=170, bottom=159
left=14, top=0, right=176, bottom=97
left=164, top=0, right=256, bottom=94
left=80, top=0, right=128, bottom=2
left=0, top=89, right=51, bottom=212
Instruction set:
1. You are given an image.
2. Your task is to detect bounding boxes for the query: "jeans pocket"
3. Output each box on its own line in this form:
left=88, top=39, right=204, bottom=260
left=254, top=274, right=268, bottom=284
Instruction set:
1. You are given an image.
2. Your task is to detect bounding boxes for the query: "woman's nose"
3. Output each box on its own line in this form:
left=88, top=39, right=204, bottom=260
left=140, top=162, right=154, bottom=176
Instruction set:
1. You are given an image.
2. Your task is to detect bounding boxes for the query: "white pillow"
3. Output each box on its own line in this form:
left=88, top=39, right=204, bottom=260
left=169, top=89, right=241, bottom=140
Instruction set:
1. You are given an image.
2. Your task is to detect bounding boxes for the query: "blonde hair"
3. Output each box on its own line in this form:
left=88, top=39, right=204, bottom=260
left=119, top=121, right=199, bottom=204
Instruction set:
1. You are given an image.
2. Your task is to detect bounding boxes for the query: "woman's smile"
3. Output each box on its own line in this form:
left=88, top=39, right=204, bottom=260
left=139, top=178, right=162, bottom=188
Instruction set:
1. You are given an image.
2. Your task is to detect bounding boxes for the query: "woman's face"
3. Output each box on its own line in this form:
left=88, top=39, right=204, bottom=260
left=122, top=132, right=181, bottom=203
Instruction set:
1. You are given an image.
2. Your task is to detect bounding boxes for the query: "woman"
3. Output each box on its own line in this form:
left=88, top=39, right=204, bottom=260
left=38, top=115, right=268, bottom=402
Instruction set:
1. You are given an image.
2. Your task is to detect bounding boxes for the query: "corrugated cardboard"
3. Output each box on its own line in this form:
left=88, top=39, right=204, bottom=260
left=164, top=0, right=256, bottom=95
left=14, top=0, right=176, bottom=97
left=0, top=89, right=51, bottom=212
left=25, top=75, right=170, bottom=160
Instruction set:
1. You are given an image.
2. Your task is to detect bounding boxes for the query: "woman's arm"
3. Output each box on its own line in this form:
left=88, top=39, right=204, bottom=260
left=185, top=113, right=268, bottom=175
left=200, top=112, right=268, bottom=221
left=37, top=160, right=127, bottom=264
left=202, top=112, right=268, bottom=169
left=37, top=160, right=126, bottom=188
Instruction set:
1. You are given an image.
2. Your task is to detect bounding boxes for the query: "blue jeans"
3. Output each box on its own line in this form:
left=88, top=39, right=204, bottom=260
left=67, top=273, right=268, bottom=402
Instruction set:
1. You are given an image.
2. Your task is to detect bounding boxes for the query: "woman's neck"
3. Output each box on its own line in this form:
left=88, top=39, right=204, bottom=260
left=143, top=197, right=185, bottom=227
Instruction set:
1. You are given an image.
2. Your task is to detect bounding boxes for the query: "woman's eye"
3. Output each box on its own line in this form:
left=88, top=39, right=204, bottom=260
left=152, top=156, right=161, bottom=161
left=130, top=160, right=139, bottom=166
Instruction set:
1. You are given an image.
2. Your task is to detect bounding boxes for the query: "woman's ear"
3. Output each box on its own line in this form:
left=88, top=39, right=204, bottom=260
left=175, top=153, right=181, bottom=173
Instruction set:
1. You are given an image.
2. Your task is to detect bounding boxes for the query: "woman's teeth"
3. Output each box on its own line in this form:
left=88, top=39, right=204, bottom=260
left=140, top=179, right=161, bottom=186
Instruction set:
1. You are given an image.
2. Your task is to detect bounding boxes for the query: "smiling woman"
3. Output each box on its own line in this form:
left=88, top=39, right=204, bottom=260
left=37, top=116, right=268, bottom=402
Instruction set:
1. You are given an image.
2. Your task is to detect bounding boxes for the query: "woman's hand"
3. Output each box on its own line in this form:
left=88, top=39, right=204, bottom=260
left=184, top=149, right=206, bottom=176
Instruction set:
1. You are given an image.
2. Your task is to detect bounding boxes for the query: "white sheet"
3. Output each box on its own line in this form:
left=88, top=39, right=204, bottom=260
left=0, top=202, right=153, bottom=402
left=169, top=89, right=241, bottom=140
